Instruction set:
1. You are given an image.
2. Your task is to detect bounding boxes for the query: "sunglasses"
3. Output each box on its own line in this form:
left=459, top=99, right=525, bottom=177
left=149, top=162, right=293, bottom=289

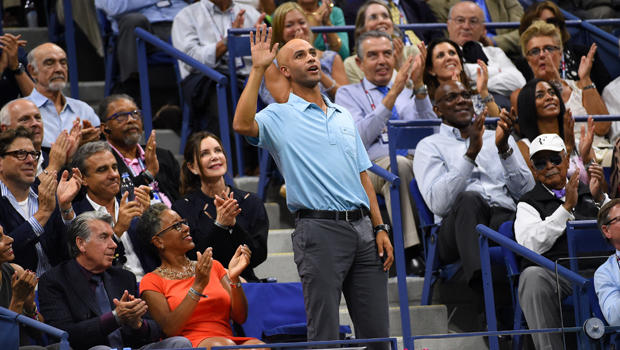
left=531, top=153, right=563, bottom=170
left=155, top=219, right=188, bottom=237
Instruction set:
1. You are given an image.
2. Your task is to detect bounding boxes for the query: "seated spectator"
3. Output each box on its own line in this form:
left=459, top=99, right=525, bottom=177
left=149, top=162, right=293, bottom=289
left=71, top=141, right=156, bottom=279
left=296, top=0, right=349, bottom=58
left=514, top=21, right=611, bottom=165
left=516, top=78, right=595, bottom=184
left=515, top=133, right=608, bottom=349
left=517, top=1, right=611, bottom=94
left=138, top=204, right=265, bottom=349
left=344, top=0, right=421, bottom=84
left=98, top=94, right=180, bottom=205
left=427, top=0, right=524, bottom=56
left=25, top=43, right=101, bottom=150
left=0, top=33, right=34, bottom=108
left=0, top=127, right=80, bottom=275
left=262, top=1, right=348, bottom=103
left=595, top=199, right=620, bottom=326
left=0, top=98, right=80, bottom=177
left=172, top=0, right=263, bottom=136
left=336, top=31, right=434, bottom=274
left=172, top=131, right=268, bottom=282
left=423, top=38, right=500, bottom=116
left=446, top=1, right=525, bottom=109
left=556, top=0, right=617, bottom=20
left=413, top=81, right=533, bottom=292
left=95, top=0, right=188, bottom=99
left=38, top=211, right=192, bottom=350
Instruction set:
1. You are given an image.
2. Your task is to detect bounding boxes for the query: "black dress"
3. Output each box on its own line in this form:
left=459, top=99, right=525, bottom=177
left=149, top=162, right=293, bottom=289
left=172, top=186, right=269, bottom=281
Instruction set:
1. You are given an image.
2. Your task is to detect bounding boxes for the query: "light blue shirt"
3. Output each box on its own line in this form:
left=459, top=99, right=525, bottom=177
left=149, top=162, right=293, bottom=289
left=26, top=88, right=101, bottom=148
left=594, top=251, right=620, bottom=326
left=95, top=0, right=188, bottom=32
left=335, top=77, right=437, bottom=160
left=413, top=123, right=534, bottom=219
left=248, top=93, right=372, bottom=212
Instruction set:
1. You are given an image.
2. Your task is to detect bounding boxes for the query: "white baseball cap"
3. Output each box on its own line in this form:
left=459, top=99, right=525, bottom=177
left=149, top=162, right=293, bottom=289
left=529, top=133, right=566, bottom=159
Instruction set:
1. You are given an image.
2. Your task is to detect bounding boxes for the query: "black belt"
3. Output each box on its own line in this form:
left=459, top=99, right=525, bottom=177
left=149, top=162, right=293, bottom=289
left=296, top=208, right=369, bottom=221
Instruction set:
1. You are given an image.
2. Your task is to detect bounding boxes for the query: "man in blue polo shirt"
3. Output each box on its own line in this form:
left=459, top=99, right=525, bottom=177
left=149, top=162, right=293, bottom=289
left=233, top=25, right=393, bottom=350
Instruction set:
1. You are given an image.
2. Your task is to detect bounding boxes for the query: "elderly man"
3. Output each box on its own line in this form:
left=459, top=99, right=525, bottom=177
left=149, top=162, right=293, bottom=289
left=515, top=133, right=608, bottom=349
left=0, top=98, right=79, bottom=177
left=413, top=81, right=533, bottom=290
left=0, top=127, right=81, bottom=275
left=446, top=1, right=525, bottom=108
left=38, top=211, right=192, bottom=350
left=595, top=199, right=620, bottom=327
left=234, top=26, right=393, bottom=349
left=26, top=43, right=101, bottom=149
left=71, top=141, right=156, bottom=280
left=336, top=30, right=435, bottom=274
left=98, top=94, right=180, bottom=205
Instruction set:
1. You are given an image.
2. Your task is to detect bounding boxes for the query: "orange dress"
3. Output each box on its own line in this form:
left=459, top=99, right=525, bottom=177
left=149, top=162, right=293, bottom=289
left=140, top=260, right=254, bottom=347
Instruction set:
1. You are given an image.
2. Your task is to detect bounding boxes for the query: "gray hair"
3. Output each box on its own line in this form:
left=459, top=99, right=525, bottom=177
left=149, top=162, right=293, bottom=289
left=97, top=93, right=136, bottom=124
left=68, top=211, right=114, bottom=258
left=138, top=203, right=169, bottom=250
left=26, top=48, right=37, bottom=73
left=356, top=30, right=393, bottom=60
left=71, top=141, right=112, bottom=176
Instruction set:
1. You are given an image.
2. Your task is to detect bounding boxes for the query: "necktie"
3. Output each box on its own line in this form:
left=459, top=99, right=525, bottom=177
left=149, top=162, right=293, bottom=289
left=376, top=86, right=407, bottom=156
left=551, top=188, right=566, bottom=199
left=387, top=0, right=421, bottom=46
left=91, top=274, right=124, bottom=348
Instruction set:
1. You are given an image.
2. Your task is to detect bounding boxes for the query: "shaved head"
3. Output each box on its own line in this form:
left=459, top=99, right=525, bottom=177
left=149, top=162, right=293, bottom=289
left=275, top=39, right=321, bottom=89
left=276, top=38, right=310, bottom=67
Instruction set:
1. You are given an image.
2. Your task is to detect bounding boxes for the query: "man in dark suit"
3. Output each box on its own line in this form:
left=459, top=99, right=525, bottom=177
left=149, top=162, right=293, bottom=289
left=71, top=141, right=158, bottom=278
left=38, top=211, right=191, bottom=350
left=0, top=127, right=81, bottom=275
left=97, top=93, right=180, bottom=205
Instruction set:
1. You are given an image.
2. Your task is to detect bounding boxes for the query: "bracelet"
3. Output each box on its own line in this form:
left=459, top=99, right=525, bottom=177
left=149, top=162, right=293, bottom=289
left=23, top=304, right=37, bottom=318
left=324, top=77, right=337, bottom=93
left=188, top=287, right=207, bottom=299
left=582, top=83, right=596, bottom=91
left=228, top=274, right=242, bottom=289
left=61, top=206, right=74, bottom=216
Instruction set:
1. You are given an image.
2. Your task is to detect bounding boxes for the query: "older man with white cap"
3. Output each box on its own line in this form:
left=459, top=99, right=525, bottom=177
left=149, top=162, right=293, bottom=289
left=515, top=133, right=609, bottom=349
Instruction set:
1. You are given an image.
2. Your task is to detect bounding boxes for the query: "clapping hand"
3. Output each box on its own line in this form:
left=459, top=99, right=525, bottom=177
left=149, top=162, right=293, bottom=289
left=563, top=169, right=580, bottom=212
left=80, top=120, right=101, bottom=145
left=579, top=116, right=595, bottom=165
left=144, top=130, right=159, bottom=177
left=215, top=191, right=241, bottom=227
left=228, top=244, right=251, bottom=281
left=11, top=269, right=37, bottom=305
left=194, top=248, right=213, bottom=289
left=476, top=59, right=489, bottom=95
left=578, top=43, right=596, bottom=83
left=57, top=168, right=82, bottom=213
left=113, top=290, right=148, bottom=329
left=466, top=107, right=486, bottom=160
left=588, top=162, right=605, bottom=202
left=495, top=108, right=515, bottom=153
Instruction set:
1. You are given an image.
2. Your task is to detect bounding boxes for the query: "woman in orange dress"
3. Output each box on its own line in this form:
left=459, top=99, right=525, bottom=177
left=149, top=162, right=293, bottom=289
left=138, top=203, right=264, bottom=349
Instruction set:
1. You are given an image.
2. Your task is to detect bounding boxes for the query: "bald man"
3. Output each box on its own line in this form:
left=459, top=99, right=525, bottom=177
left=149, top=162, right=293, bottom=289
left=234, top=26, right=393, bottom=350
left=26, top=43, right=101, bottom=149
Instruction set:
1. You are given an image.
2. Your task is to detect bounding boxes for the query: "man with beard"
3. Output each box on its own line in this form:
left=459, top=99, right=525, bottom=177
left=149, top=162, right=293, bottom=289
left=98, top=94, right=180, bottom=205
left=26, top=43, right=101, bottom=151
left=0, top=98, right=80, bottom=177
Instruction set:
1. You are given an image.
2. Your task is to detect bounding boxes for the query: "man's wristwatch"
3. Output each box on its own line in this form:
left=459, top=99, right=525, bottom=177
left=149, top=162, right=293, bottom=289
left=412, top=84, right=428, bottom=96
left=142, top=169, right=155, bottom=183
left=499, top=147, right=513, bottom=160
left=373, top=224, right=391, bottom=236
left=10, top=62, right=24, bottom=75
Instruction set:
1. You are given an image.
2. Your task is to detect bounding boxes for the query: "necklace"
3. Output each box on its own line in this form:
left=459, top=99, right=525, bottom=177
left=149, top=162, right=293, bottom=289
left=156, top=258, right=196, bottom=280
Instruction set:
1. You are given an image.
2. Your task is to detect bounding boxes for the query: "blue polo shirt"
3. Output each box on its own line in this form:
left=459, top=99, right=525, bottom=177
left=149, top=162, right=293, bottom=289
left=249, top=93, right=372, bottom=212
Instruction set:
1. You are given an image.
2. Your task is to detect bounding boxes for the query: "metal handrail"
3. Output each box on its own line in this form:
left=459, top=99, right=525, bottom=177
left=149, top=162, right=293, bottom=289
left=0, top=306, right=70, bottom=350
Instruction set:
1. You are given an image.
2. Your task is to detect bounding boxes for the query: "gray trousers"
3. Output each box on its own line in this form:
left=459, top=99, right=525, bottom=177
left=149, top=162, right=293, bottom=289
left=518, top=266, right=572, bottom=350
left=292, top=216, right=389, bottom=350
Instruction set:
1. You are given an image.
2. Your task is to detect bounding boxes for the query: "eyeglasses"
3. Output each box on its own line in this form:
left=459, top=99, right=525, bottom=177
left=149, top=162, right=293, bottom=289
left=526, top=45, right=560, bottom=57
left=155, top=219, right=188, bottom=237
left=531, top=153, right=563, bottom=170
left=2, top=150, right=41, bottom=161
left=605, top=215, right=620, bottom=226
left=450, top=16, right=482, bottom=26
left=107, top=110, right=143, bottom=123
left=435, top=91, right=472, bottom=104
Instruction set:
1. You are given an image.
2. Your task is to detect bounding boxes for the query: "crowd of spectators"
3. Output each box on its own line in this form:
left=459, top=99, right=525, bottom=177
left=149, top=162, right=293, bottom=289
left=0, top=0, right=619, bottom=349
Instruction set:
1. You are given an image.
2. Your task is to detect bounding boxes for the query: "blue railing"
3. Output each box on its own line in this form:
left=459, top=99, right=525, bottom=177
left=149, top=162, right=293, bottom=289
left=61, top=0, right=79, bottom=99
left=212, top=336, right=399, bottom=350
left=0, top=306, right=70, bottom=350
left=134, top=27, right=233, bottom=179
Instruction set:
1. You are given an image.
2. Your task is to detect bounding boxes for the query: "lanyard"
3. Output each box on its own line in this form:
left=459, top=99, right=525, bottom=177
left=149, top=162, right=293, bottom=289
left=361, top=80, right=377, bottom=110
left=206, top=4, right=236, bottom=41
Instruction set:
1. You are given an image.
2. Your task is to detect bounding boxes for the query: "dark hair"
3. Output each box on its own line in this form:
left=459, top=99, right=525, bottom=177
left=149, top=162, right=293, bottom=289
left=353, top=0, right=400, bottom=47
left=356, top=30, right=393, bottom=59
left=97, top=94, right=136, bottom=123
left=0, top=127, right=33, bottom=155
left=71, top=141, right=113, bottom=176
left=519, top=1, right=569, bottom=44
left=516, top=78, right=566, bottom=142
left=597, top=199, right=620, bottom=243
left=180, top=131, right=227, bottom=196
left=68, top=211, right=114, bottom=258
left=423, top=38, right=469, bottom=100
left=137, top=203, right=168, bottom=255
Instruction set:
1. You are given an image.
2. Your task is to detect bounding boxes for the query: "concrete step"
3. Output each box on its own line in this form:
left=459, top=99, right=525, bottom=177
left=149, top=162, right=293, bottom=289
left=234, top=176, right=259, bottom=194
left=266, top=228, right=293, bottom=253
left=4, top=27, right=49, bottom=52
left=253, top=252, right=298, bottom=282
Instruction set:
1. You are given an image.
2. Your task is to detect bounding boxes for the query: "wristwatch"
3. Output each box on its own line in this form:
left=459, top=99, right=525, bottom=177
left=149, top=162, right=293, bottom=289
left=142, top=169, right=155, bottom=183
left=499, top=147, right=513, bottom=160
left=10, top=62, right=24, bottom=75
left=412, top=84, right=428, bottom=96
left=373, top=224, right=391, bottom=236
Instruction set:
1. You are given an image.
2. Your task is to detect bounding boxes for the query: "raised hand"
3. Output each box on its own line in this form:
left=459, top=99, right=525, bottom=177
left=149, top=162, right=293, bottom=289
left=563, top=168, right=579, bottom=212
left=232, top=9, right=246, bottom=28
left=194, top=248, right=213, bottom=290
left=392, top=54, right=414, bottom=94
left=495, top=108, right=515, bottom=153
left=144, top=130, right=159, bottom=177
left=250, top=24, right=278, bottom=70
left=47, top=131, right=70, bottom=172
left=579, top=116, right=595, bottom=165
left=563, top=109, right=576, bottom=155
left=466, top=107, right=486, bottom=160
left=393, top=37, right=404, bottom=69
left=578, top=43, right=596, bottom=83
left=228, top=244, right=251, bottom=280
left=588, top=162, right=605, bottom=202
left=214, top=191, right=241, bottom=227
left=542, top=53, right=562, bottom=83
left=67, top=118, right=82, bottom=158
left=410, top=42, right=426, bottom=87
left=476, top=59, right=489, bottom=95
left=0, top=34, right=26, bottom=71
left=114, top=192, right=143, bottom=237
left=57, top=168, right=82, bottom=212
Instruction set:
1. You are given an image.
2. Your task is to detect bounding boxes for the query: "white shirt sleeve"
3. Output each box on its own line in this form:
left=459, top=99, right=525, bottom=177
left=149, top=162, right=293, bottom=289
left=514, top=201, right=574, bottom=254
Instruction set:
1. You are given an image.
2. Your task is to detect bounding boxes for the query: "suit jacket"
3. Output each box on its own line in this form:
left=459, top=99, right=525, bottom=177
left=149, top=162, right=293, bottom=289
left=38, top=259, right=162, bottom=350
left=0, top=197, right=69, bottom=272
left=110, top=146, right=181, bottom=202
left=72, top=198, right=160, bottom=273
